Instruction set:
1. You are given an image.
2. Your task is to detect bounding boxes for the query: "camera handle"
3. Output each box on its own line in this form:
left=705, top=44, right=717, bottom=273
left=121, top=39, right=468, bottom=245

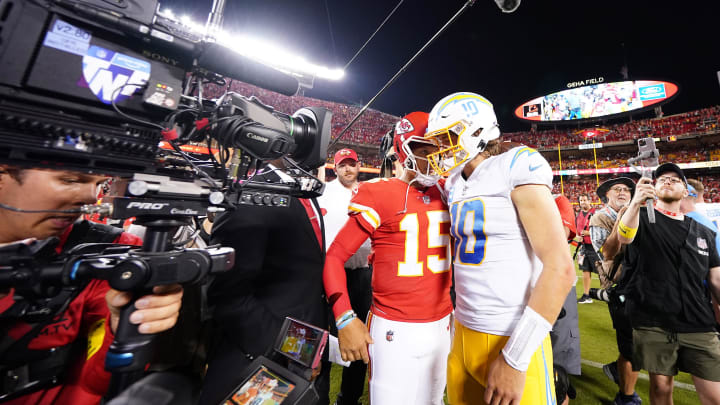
left=641, top=167, right=656, bottom=223
left=104, top=217, right=189, bottom=399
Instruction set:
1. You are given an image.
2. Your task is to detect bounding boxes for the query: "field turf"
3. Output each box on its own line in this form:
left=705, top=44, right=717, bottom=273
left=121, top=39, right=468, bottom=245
left=328, top=265, right=703, bottom=404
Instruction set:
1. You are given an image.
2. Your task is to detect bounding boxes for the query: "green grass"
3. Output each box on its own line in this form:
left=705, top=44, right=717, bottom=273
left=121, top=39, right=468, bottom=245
left=327, top=262, right=703, bottom=404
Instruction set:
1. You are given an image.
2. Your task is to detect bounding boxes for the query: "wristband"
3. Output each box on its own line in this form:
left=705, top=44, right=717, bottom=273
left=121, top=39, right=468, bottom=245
left=335, top=310, right=357, bottom=330
left=501, top=306, right=552, bottom=372
left=336, top=315, right=357, bottom=330
left=618, top=219, right=637, bottom=239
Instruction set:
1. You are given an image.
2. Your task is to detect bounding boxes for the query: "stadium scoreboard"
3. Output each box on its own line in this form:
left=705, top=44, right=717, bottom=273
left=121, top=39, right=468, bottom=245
left=515, top=80, right=678, bottom=123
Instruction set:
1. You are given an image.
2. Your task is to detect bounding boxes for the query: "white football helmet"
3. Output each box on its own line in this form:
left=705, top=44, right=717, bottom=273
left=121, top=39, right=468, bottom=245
left=424, top=92, right=500, bottom=175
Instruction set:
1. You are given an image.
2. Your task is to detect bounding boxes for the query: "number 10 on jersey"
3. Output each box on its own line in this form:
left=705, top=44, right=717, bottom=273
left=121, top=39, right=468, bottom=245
left=450, top=198, right=487, bottom=265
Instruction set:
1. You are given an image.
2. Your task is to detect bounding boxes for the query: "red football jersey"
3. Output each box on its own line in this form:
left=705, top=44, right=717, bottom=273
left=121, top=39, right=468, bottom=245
left=326, top=178, right=452, bottom=322
left=554, top=194, right=577, bottom=241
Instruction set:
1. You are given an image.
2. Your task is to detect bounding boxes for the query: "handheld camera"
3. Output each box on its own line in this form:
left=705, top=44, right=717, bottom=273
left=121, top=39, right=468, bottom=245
left=629, top=137, right=659, bottom=223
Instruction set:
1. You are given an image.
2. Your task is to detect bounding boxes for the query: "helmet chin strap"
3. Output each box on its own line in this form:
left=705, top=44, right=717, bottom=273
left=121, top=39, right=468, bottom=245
left=397, top=167, right=437, bottom=215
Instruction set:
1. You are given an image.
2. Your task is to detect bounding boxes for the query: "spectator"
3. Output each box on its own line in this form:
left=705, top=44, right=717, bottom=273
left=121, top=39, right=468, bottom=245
left=576, top=193, right=600, bottom=303
left=317, top=149, right=371, bottom=405
left=590, top=177, right=641, bottom=405
left=618, top=163, right=720, bottom=404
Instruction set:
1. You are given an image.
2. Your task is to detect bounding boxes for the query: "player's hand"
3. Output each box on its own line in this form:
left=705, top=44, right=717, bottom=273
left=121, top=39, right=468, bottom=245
left=310, top=362, right=322, bottom=381
left=338, top=318, right=373, bottom=364
left=630, top=177, right=655, bottom=208
left=485, top=353, right=526, bottom=405
left=106, top=284, right=183, bottom=334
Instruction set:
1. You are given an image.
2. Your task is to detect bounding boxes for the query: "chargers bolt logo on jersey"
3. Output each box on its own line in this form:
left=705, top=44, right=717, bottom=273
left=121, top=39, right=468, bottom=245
left=82, top=45, right=151, bottom=104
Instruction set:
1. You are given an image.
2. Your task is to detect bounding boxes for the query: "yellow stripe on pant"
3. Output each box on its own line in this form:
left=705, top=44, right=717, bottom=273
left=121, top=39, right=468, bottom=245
left=447, top=320, right=556, bottom=405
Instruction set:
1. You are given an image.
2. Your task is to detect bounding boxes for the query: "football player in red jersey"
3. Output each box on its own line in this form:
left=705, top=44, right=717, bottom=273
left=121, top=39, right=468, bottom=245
left=323, top=112, right=452, bottom=405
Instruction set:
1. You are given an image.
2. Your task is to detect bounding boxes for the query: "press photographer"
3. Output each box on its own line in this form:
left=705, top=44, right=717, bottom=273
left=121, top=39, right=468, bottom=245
left=588, top=176, right=641, bottom=405
left=0, top=166, right=183, bottom=404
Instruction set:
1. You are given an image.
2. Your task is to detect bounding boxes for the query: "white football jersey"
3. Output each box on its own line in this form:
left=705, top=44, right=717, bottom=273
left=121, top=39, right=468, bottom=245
left=445, top=146, right=553, bottom=335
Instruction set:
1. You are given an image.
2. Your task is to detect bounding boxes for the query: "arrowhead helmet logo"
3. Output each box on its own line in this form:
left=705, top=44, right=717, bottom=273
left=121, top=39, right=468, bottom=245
left=395, top=118, right=415, bottom=135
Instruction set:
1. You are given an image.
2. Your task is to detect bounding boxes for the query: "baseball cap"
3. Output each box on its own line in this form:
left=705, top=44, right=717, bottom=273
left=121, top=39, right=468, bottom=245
left=653, top=162, right=687, bottom=185
left=334, top=148, right=358, bottom=165
left=596, top=177, right=636, bottom=203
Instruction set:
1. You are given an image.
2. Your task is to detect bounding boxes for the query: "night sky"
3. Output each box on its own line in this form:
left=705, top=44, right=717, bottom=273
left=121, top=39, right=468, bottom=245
left=161, top=0, right=720, bottom=131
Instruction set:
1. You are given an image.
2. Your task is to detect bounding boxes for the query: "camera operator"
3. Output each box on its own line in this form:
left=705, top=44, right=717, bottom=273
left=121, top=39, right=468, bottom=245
left=0, top=166, right=184, bottom=405
left=576, top=193, right=599, bottom=304
left=588, top=177, right=641, bottom=405
left=317, top=149, right=371, bottom=405
left=201, top=160, right=331, bottom=405
left=619, top=163, right=720, bottom=404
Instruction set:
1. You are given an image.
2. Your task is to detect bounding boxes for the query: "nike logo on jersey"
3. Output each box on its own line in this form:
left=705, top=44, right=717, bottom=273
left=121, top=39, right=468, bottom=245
left=529, top=163, right=543, bottom=171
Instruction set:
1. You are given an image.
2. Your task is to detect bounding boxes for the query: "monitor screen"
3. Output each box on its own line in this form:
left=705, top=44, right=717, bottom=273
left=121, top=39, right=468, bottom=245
left=514, top=80, right=678, bottom=122
left=225, top=366, right=296, bottom=405
left=276, top=318, right=327, bottom=369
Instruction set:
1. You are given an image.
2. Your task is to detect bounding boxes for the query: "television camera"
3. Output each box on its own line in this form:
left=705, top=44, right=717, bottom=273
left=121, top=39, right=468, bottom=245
left=0, top=0, right=332, bottom=400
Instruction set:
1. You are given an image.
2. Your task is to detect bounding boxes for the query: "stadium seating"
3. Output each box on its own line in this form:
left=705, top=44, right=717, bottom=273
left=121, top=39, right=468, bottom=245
left=504, top=106, right=720, bottom=149
left=202, top=80, right=719, bottom=203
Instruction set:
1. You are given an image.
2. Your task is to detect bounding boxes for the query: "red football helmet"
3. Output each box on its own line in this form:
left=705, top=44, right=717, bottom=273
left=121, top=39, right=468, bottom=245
left=392, top=111, right=439, bottom=186
left=393, top=111, right=429, bottom=165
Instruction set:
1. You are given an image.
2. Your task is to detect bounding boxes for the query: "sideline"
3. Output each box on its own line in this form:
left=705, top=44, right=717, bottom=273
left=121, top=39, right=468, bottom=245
left=580, top=359, right=697, bottom=392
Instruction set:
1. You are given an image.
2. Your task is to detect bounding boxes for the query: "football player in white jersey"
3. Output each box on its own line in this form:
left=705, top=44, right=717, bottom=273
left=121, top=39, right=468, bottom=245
left=423, top=92, right=575, bottom=405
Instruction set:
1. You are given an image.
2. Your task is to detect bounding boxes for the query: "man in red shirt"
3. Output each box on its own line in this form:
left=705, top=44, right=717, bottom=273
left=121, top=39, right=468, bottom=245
left=324, top=112, right=452, bottom=405
left=575, top=193, right=599, bottom=303
left=0, top=167, right=184, bottom=405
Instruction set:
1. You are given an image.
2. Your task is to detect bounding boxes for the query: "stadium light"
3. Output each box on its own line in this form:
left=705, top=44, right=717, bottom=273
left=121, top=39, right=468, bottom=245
left=157, top=10, right=345, bottom=82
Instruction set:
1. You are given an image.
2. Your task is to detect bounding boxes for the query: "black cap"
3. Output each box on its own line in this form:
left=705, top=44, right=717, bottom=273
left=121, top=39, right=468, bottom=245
left=596, top=177, right=636, bottom=204
left=653, top=163, right=687, bottom=185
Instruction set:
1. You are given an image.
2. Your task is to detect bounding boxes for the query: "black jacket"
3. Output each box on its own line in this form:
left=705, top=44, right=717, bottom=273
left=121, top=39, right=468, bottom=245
left=199, top=194, right=329, bottom=403
left=624, top=207, right=720, bottom=332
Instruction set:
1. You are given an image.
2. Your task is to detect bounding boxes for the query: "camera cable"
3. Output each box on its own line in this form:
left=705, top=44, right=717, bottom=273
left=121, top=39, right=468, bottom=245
left=329, top=0, right=478, bottom=148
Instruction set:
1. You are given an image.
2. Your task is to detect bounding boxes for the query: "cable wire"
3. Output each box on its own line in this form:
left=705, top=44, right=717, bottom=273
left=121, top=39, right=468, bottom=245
left=329, top=0, right=477, bottom=148
left=343, top=0, right=405, bottom=71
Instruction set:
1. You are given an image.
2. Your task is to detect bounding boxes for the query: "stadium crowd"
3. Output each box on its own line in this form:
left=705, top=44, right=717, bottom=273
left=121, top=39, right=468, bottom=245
left=504, top=106, right=720, bottom=148
left=545, top=148, right=719, bottom=171
left=554, top=175, right=720, bottom=206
